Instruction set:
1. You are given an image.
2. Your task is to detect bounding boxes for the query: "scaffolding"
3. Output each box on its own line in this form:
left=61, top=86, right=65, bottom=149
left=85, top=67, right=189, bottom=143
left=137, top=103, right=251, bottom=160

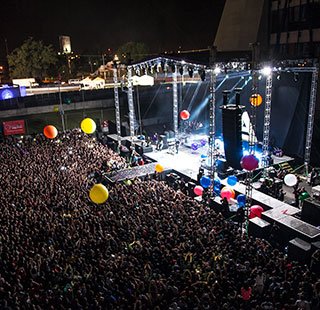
left=113, top=67, right=121, bottom=137
left=172, top=66, right=179, bottom=138
left=262, top=72, right=273, bottom=169
left=127, top=66, right=135, bottom=137
left=304, top=66, right=319, bottom=170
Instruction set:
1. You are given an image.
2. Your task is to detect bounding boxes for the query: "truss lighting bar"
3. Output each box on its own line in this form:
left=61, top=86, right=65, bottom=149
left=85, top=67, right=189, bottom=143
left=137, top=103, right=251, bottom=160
left=127, top=67, right=135, bottom=137
left=304, top=67, right=319, bottom=165
left=262, top=73, right=273, bottom=168
left=113, top=68, right=121, bottom=137
left=208, top=69, right=217, bottom=177
left=172, top=66, right=178, bottom=137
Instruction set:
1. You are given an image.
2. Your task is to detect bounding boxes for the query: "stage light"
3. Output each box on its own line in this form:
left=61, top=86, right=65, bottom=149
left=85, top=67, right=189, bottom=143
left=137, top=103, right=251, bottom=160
left=293, top=72, right=299, bottom=82
left=261, top=66, right=272, bottom=76
left=188, top=67, right=193, bottom=78
left=214, top=67, right=221, bottom=75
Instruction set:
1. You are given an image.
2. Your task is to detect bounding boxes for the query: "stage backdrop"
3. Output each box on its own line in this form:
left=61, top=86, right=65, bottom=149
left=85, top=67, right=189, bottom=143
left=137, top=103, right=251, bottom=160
left=133, top=71, right=311, bottom=160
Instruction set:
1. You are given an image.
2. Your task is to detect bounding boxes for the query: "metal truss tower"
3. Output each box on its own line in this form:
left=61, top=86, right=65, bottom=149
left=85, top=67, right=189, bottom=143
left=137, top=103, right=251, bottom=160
left=304, top=66, right=319, bottom=171
left=113, top=67, right=121, bottom=137
left=262, top=72, right=273, bottom=169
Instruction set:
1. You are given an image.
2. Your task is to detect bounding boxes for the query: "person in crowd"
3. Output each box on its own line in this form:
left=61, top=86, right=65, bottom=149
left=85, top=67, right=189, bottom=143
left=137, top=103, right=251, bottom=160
left=0, top=129, right=318, bottom=309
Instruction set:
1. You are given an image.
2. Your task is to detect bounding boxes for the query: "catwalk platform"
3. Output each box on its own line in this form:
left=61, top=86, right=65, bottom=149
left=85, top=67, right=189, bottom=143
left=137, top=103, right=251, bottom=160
left=105, top=134, right=320, bottom=243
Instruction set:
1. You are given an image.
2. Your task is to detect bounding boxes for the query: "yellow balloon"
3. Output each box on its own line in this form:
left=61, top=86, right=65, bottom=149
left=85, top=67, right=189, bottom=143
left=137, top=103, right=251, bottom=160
left=89, top=184, right=109, bottom=204
left=155, top=163, right=164, bottom=173
left=81, top=118, right=96, bottom=134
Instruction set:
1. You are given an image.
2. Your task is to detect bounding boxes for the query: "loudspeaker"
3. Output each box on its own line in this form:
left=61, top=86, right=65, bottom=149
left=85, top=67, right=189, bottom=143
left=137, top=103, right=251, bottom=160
left=220, top=105, right=243, bottom=170
left=187, top=181, right=196, bottom=197
left=134, top=142, right=153, bottom=155
left=108, top=121, right=128, bottom=136
left=288, top=238, right=312, bottom=264
left=301, top=198, right=320, bottom=227
left=248, top=217, right=271, bottom=239
left=217, top=158, right=228, bottom=172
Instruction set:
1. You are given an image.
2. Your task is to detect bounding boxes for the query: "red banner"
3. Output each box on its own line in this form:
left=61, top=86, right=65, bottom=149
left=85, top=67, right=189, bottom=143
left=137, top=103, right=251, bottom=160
left=3, top=120, right=25, bottom=135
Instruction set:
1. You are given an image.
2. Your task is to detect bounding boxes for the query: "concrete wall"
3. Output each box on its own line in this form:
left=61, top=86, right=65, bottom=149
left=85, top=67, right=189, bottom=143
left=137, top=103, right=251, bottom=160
left=0, top=98, right=115, bottom=119
left=214, top=0, right=266, bottom=52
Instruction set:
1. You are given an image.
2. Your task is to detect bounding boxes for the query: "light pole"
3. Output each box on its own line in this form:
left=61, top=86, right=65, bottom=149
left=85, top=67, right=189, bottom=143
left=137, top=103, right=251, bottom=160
left=58, top=81, right=66, bottom=132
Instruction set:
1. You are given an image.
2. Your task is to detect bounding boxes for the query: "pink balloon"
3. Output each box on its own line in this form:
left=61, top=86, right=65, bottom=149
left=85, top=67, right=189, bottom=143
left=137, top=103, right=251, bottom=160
left=220, top=186, right=235, bottom=200
left=249, top=205, right=264, bottom=219
left=240, top=154, right=259, bottom=171
left=194, top=185, right=204, bottom=196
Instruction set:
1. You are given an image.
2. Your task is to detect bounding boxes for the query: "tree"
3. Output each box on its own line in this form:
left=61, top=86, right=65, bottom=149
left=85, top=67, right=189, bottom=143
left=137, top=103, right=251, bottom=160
left=116, top=42, right=149, bottom=64
left=7, top=38, right=58, bottom=80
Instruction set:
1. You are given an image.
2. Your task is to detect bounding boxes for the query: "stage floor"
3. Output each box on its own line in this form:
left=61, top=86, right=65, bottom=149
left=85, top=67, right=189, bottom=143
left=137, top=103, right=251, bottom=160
left=145, top=136, right=294, bottom=182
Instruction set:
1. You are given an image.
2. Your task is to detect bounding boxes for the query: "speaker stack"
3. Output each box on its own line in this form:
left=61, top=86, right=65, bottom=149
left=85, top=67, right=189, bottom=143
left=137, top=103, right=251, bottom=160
left=220, top=89, right=244, bottom=170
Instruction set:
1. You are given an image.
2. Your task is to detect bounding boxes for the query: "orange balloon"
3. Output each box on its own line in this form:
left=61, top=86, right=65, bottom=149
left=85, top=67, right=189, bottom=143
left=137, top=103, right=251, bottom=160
left=43, top=125, right=58, bottom=139
left=250, top=94, right=263, bottom=107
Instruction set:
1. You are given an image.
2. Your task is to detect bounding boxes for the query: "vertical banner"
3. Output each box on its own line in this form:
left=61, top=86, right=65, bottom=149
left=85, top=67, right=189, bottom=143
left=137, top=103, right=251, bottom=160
left=3, top=120, right=25, bottom=135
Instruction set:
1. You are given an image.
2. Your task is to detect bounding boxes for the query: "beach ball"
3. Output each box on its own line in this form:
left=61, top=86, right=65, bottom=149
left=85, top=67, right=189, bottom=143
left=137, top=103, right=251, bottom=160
left=89, top=184, right=109, bottom=204
left=200, top=176, right=211, bottom=189
left=43, top=125, right=58, bottom=139
left=155, top=163, right=164, bottom=173
left=191, top=143, right=199, bottom=151
left=249, top=205, right=264, bottom=219
left=81, top=118, right=96, bottom=134
left=250, top=94, right=263, bottom=107
left=180, top=110, right=190, bottom=120
left=237, top=194, right=246, bottom=207
left=200, top=138, right=207, bottom=146
left=240, top=154, right=259, bottom=171
left=220, top=186, right=235, bottom=200
left=194, top=185, right=204, bottom=196
left=284, top=174, right=298, bottom=187
left=299, top=192, right=310, bottom=201
left=227, top=175, right=238, bottom=186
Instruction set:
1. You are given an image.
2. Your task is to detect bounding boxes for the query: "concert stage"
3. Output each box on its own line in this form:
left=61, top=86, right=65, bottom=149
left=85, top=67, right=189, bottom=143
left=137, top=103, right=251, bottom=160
left=105, top=133, right=320, bottom=246
left=143, top=136, right=320, bottom=244
left=145, top=133, right=295, bottom=181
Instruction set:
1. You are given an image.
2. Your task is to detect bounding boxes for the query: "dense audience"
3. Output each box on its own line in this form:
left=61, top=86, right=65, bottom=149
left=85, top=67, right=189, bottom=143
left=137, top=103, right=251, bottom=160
left=0, top=130, right=319, bottom=309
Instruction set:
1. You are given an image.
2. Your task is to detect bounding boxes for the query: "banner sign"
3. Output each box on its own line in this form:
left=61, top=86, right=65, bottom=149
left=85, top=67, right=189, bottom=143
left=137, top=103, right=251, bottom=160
left=3, top=120, right=25, bottom=135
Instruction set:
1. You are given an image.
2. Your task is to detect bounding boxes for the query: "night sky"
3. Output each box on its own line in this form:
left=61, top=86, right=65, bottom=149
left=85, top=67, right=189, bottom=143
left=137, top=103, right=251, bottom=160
left=1, top=0, right=225, bottom=58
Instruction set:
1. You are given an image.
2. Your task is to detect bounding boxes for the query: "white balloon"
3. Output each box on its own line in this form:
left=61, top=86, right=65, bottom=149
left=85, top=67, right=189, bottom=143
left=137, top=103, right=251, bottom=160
left=284, top=174, right=297, bottom=187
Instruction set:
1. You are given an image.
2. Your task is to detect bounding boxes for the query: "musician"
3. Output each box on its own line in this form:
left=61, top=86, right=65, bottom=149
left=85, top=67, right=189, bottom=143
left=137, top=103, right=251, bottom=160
left=156, top=136, right=163, bottom=151
left=175, top=139, right=180, bottom=154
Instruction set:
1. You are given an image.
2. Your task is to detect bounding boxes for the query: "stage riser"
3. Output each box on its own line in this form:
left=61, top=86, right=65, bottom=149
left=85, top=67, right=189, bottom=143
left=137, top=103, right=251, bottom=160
left=301, top=198, right=320, bottom=227
left=288, top=238, right=312, bottom=264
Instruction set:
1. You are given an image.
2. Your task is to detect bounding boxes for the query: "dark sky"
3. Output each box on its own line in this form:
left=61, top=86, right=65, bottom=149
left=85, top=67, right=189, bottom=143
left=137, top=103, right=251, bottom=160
left=1, top=0, right=225, bottom=58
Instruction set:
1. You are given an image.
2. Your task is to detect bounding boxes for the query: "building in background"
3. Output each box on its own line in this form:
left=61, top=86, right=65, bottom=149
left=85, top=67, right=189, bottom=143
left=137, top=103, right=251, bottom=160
left=59, top=35, right=72, bottom=54
left=215, top=0, right=320, bottom=61
left=270, top=0, right=320, bottom=60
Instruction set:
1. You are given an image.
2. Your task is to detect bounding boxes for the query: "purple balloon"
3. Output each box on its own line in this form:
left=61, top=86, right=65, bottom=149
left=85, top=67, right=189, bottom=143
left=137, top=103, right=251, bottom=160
left=200, top=138, right=207, bottom=146
left=191, top=143, right=199, bottom=151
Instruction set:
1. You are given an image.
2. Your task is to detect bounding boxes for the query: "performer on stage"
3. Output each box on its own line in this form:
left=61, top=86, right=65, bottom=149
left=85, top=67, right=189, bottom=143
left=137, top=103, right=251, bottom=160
left=175, top=139, right=180, bottom=154
left=156, top=136, right=164, bottom=151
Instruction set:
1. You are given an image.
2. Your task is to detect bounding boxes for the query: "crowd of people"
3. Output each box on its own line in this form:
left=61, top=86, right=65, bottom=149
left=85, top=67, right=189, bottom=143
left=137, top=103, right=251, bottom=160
left=0, top=130, right=319, bottom=309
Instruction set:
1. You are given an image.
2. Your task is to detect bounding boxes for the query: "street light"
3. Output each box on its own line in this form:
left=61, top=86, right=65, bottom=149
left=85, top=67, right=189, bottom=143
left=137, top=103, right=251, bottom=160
left=58, top=79, right=66, bottom=132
